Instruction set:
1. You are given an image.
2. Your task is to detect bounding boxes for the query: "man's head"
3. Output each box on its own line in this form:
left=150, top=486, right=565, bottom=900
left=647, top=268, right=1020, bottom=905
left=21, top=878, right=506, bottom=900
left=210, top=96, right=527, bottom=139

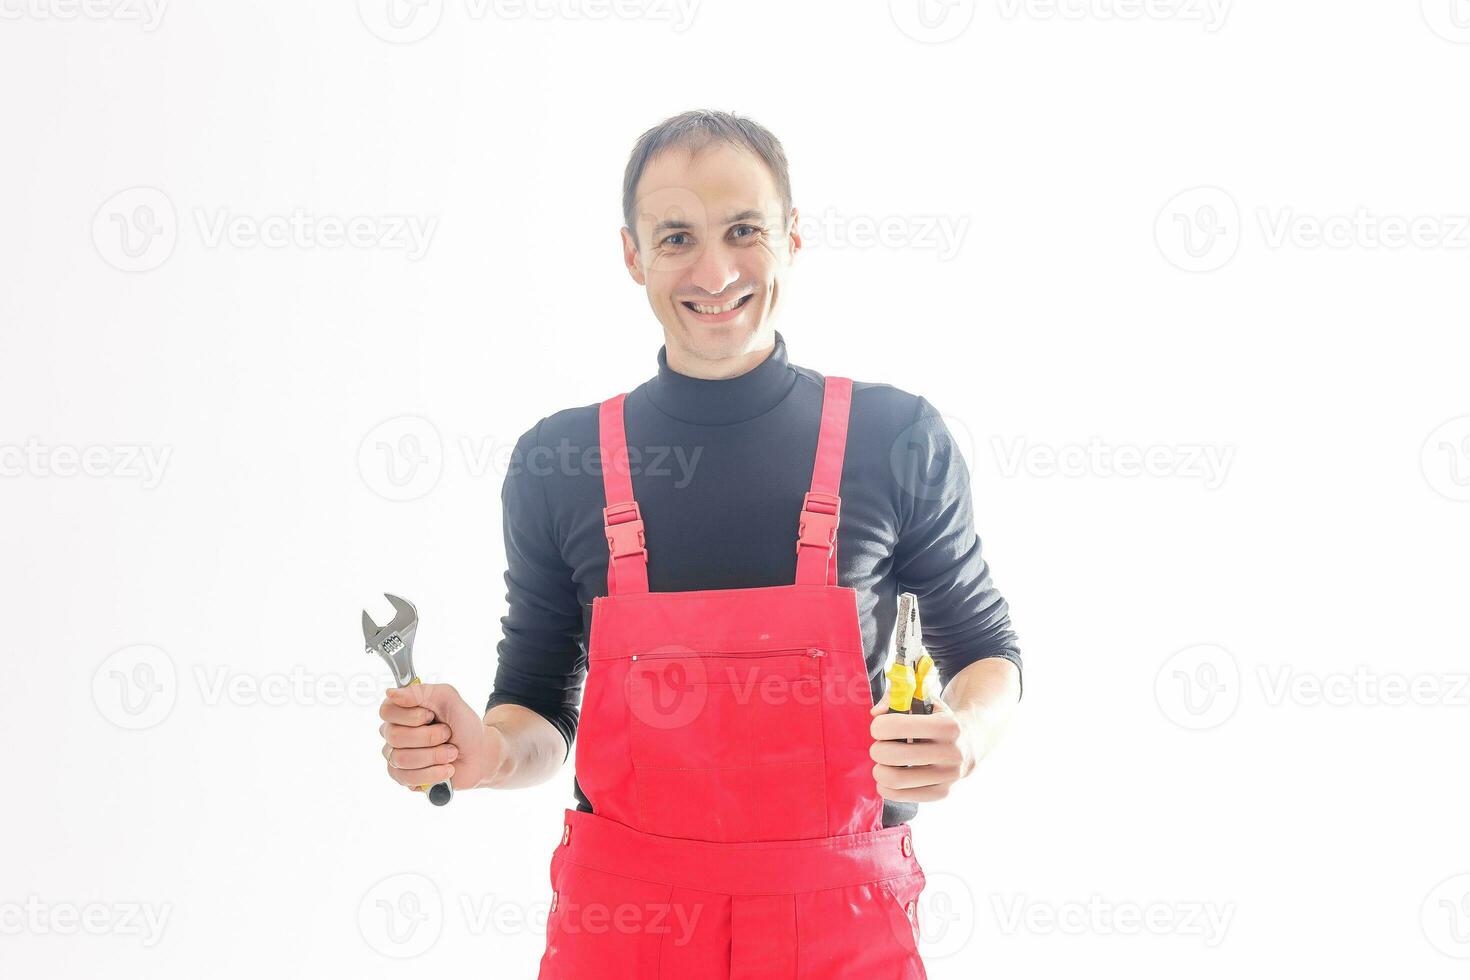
left=620, top=110, right=800, bottom=378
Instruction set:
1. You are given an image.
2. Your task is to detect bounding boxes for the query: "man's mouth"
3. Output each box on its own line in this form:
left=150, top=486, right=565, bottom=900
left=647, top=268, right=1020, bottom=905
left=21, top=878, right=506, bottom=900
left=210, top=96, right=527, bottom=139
left=681, top=293, right=754, bottom=316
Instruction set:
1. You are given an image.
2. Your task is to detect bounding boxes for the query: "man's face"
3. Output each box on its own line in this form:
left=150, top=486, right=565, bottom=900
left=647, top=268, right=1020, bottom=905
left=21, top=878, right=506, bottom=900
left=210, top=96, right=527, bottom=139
left=622, top=141, right=800, bottom=369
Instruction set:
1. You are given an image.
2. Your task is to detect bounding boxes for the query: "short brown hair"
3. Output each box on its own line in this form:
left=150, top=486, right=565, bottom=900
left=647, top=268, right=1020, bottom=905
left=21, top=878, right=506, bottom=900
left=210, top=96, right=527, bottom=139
left=621, top=109, right=792, bottom=248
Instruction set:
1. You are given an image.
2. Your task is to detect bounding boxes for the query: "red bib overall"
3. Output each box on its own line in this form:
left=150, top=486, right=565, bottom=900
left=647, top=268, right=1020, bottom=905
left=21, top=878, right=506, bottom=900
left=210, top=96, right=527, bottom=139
left=537, top=376, right=928, bottom=979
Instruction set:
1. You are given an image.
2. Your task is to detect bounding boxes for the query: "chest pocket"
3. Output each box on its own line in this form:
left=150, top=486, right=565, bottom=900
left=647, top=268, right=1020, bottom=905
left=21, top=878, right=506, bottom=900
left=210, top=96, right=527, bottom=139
left=623, top=648, right=831, bottom=843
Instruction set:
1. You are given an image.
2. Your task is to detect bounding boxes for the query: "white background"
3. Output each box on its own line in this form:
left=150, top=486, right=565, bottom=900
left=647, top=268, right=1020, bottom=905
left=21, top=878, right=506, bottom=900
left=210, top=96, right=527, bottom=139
left=3, top=1, right=1469, bottom=977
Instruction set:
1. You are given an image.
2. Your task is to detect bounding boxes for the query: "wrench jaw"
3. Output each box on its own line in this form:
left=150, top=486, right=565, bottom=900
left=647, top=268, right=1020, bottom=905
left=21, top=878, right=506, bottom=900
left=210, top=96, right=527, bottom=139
left=385, top=594, right=416, bottom=633
left=367, top=635, right=417, bottom=687
left=362, top=594, right=420, bottom=688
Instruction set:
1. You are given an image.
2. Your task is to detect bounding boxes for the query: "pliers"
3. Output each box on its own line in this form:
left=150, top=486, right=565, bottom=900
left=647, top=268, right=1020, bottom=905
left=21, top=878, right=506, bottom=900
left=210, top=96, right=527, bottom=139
left=887, top=592, right=938, bottom=720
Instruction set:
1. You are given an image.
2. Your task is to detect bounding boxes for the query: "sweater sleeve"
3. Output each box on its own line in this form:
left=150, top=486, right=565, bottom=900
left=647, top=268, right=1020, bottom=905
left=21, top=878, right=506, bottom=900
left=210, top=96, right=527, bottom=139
left=891, top=396, right=1023, bottom=696
left=485, top=419, right=587, bottom=761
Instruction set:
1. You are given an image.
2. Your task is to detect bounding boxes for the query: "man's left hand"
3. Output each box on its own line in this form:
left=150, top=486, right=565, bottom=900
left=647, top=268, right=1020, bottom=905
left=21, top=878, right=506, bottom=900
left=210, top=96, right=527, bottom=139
left=868, top=698, right=976, bottom=803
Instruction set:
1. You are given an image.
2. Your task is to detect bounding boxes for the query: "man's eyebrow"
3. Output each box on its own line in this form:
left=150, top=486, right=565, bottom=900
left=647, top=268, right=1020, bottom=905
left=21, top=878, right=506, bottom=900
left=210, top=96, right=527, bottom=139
left=720, top=208, right=767, bottom=225
left=649, top=208, right=769, bottom=236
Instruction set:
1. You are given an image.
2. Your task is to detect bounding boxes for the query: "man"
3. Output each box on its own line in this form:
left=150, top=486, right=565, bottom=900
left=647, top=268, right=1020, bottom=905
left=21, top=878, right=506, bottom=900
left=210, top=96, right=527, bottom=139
left=377, top=109, right=1022, bottom=977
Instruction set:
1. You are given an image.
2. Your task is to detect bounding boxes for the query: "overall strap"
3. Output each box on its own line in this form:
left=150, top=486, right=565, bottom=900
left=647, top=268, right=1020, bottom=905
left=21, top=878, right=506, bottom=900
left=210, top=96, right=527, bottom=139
left=599, top=393, right=650, bottom=596
left=795, top=376, right=853, bottom=587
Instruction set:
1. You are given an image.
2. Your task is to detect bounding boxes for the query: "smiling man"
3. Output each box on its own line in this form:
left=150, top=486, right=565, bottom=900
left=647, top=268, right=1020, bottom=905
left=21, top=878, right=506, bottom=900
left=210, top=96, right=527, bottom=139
left=376, top=109, right=1023, bottom=978
left=622, top=134, right=786, bottom=369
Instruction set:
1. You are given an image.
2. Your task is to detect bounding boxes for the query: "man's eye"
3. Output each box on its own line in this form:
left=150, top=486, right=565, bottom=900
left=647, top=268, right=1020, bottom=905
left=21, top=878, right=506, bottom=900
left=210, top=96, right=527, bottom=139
left=731, top=224, right=762, bottom=240
left=660, top=233, right=690, bottom=247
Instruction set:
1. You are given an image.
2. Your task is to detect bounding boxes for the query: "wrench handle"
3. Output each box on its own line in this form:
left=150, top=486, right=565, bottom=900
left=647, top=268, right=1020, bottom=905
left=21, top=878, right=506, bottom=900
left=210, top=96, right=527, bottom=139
left=406, top=677, right=455, bottom=806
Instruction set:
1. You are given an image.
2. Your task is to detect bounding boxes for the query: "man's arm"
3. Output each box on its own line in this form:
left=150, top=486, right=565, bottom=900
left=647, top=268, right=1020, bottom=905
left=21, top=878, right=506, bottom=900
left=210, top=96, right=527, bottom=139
left=871, top=395, right=1023, bottom=802
left=941, top=655, right=1021, bottom=775
left=481, top=419, right=588, bottom=787
left=890, top=395, right=1022, bottom=693
left=477, top=703, right=568, bottom=789
left=377, top=419, right=586, bottom=795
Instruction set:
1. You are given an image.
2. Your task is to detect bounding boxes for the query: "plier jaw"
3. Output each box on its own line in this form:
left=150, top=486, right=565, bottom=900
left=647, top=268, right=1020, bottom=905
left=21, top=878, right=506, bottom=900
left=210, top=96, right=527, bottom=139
left=889, top=592, right=938, bottom=715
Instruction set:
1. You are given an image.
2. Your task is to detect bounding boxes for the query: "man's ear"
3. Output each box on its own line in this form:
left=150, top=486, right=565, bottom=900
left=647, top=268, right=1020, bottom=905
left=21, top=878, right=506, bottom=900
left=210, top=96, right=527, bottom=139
left=786, top=207, right=802, bottom=262
left=621, top=226, right=646, bottom=285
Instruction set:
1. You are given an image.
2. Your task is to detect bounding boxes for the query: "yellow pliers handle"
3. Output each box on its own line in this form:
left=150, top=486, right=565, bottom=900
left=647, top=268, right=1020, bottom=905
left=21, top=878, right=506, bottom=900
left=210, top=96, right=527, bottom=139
left=887, top=660, right=918, bottom=713
left=889, top=655, right=938, bottom=717
left=912, top=653, right=937, bottom=713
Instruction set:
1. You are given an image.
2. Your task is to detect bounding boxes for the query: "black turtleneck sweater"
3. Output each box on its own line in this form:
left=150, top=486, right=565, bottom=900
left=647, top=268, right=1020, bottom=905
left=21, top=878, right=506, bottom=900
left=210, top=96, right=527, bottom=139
left=487, top=331, right=1021, bottom=828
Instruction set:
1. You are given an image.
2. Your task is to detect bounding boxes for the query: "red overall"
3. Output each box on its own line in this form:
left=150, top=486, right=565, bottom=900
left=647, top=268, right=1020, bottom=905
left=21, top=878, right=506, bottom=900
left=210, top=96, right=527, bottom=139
left=537, top=376, right=928, bottom=979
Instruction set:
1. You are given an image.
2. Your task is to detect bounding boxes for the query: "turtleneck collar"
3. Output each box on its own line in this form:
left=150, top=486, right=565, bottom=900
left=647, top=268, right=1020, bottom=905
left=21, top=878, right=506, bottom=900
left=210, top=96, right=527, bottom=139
left=644, top=330, right=799, bottom=425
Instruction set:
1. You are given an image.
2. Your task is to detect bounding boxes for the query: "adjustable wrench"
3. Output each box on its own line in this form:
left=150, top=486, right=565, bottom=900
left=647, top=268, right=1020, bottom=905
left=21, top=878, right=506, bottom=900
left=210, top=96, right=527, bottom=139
left=362, top=593, right=454, bottom=806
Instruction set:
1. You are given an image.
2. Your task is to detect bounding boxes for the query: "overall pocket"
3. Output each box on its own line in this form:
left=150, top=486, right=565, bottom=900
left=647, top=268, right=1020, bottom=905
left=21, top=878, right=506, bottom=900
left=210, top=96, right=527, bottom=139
left=793, top=872, right=929, bottom=980
left=539, top=855, right=677, bottom=980
left=623, top=648, right=830, bottom=842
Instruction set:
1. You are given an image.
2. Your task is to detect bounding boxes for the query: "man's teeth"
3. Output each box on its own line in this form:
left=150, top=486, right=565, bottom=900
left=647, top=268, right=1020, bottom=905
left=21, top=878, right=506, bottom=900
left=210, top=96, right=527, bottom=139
left=686, top=294, right=749, bottom=315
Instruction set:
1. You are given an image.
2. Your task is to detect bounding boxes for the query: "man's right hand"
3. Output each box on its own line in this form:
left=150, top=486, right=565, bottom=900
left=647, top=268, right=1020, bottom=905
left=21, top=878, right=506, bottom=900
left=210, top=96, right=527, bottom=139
left=378, top=683, right=505, bottom=792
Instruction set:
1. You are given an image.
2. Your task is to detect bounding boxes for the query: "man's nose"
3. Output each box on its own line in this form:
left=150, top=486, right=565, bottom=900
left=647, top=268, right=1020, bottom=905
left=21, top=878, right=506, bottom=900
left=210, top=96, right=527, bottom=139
left=686, top=243, right=740, bottom=297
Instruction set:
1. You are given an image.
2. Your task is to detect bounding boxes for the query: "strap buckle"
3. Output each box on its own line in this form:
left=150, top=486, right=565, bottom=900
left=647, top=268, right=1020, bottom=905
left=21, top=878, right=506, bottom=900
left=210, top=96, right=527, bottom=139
left=796, top=491, right=841, bottom=554
left=602, top=500, right=647, bottom=561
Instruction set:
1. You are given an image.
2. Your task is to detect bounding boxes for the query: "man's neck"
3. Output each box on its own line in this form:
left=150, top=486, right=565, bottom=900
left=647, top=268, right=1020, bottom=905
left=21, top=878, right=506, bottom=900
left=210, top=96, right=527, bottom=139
left=664, top=334, right=777, bottom=380
left=645, top=329, right=797, bottom=426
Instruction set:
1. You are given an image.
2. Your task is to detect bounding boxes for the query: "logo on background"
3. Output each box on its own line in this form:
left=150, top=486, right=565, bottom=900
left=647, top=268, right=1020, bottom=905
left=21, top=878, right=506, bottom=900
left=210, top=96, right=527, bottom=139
left=357, top=0, right=444, bottom=43
left=889, top=0, right=976, bottom=43
left=92, top=644, right=178, bottom=730
left=1154, top=643, right=1240, bottom=730
left=625, top=645, right=709, bottom=733
left=1421, top=416, right=1470, bottom=502
left=358, top=872, right=443, bottom=958
left=1155, top=186, right=1241, bottom=273
left=92, top=187, right=178, bottom=273
left=889, top=410, right=976, bottom=504
left=1422, top=874, right=1470, bottom=958
left=1422, top=0, right=1470, bottom=43
left=358, top=416, right=444, bottom=502
left=915, top=870, right=978, bottom=959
